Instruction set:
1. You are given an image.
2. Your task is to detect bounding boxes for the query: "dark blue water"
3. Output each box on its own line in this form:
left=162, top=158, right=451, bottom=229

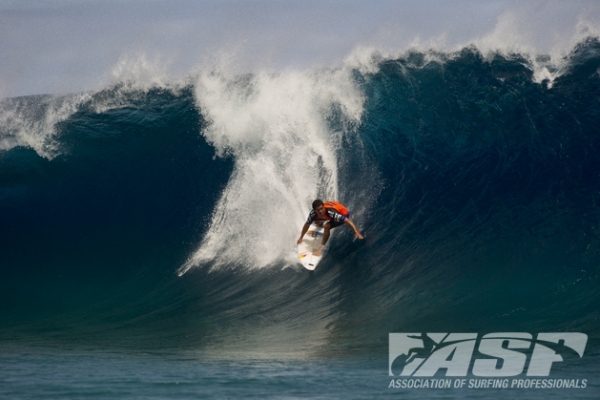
left=1, top=40, right=599, bottom=398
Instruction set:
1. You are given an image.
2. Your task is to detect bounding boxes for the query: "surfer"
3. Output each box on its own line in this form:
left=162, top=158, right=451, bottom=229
left=297, top=199, right=363, bottom=256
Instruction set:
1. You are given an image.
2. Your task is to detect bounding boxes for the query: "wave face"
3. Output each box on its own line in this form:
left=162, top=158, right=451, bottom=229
left=1, top=40, right=600, bottom=356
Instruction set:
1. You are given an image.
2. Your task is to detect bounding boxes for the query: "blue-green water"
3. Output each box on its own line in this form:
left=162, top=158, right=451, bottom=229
left=1, top=346, right=598, bottom=399
left=1, top=347, right=384, bottom=399
left=1, top=39, right=600, bottom=398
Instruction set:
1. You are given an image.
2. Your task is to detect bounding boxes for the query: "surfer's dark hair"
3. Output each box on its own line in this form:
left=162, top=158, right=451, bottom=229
left=312, top=199, right=324, bottom=209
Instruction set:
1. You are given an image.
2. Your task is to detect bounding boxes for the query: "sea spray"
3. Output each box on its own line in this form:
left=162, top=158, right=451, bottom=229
left=179, top=67, right=365, bottom=273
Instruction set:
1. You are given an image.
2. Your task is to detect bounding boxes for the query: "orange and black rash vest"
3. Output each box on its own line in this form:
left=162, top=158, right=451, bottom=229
left=305, top=201, right=349, bottom=224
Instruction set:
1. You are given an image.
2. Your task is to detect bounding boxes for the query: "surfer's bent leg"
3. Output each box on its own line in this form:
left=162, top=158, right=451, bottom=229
left=328, top=220, right=344, bottom=229
left=321, top=220, right=344, bottom=247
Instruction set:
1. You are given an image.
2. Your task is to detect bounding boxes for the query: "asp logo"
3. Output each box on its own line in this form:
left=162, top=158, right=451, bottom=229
left=389, top=333, right=587, bottom=377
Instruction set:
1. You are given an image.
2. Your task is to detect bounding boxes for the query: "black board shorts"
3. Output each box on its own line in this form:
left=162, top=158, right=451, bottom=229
left=315, top=217, right=347, bottom=229
left=328, top=220, right=345, bottom=229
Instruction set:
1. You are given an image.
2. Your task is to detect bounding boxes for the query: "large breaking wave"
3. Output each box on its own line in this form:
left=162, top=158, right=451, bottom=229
left=1, top=39, right=599, bottom=356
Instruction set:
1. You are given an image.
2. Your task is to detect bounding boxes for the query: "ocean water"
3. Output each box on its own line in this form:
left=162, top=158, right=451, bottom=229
left=1, top=38, right=600, bottom=398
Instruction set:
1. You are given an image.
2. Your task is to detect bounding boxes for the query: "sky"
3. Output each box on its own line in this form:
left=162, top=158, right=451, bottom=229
left=1, top=0, right=599, bottom=98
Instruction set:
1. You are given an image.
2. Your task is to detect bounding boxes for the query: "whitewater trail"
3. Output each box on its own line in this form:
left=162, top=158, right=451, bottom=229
left=178, top=67, right=365, bottom=274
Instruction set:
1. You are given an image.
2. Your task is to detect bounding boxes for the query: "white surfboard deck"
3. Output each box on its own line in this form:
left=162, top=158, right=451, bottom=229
left=297, top=224, right=325, bottom=270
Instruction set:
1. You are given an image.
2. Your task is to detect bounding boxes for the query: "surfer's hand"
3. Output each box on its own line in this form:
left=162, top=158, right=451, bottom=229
left=297, top=237, right=303, bottom=244
left=356, top=232, right=364, bottom=240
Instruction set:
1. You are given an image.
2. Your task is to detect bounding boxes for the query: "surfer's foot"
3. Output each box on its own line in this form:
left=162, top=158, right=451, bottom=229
left=313, top=248, right=323, bottom=256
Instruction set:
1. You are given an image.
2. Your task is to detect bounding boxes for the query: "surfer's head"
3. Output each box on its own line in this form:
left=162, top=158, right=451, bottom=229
left=312, top=199, right=326, bottom=217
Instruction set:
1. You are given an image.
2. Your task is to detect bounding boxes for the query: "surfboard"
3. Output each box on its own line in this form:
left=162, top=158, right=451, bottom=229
left=297, top=224, right=324, bottom=270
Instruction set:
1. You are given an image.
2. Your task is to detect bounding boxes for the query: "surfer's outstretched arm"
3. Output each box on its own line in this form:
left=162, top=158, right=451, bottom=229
left=297, top=222, right=310, bottom=244
left=344, top=218, right=364, bottom=239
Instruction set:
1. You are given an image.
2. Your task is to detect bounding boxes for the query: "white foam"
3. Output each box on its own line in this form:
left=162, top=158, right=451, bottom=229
left=469, top=5, right=600, bottom=87
left=0, top=93, right=91, bottom=159
left=178, top=66, right=364, bottom=274
left=345, top=2, right=600, bottom=87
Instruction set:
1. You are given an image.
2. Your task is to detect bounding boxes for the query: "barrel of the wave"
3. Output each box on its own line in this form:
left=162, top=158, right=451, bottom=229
left=296, top=200, right=362, bottom=270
